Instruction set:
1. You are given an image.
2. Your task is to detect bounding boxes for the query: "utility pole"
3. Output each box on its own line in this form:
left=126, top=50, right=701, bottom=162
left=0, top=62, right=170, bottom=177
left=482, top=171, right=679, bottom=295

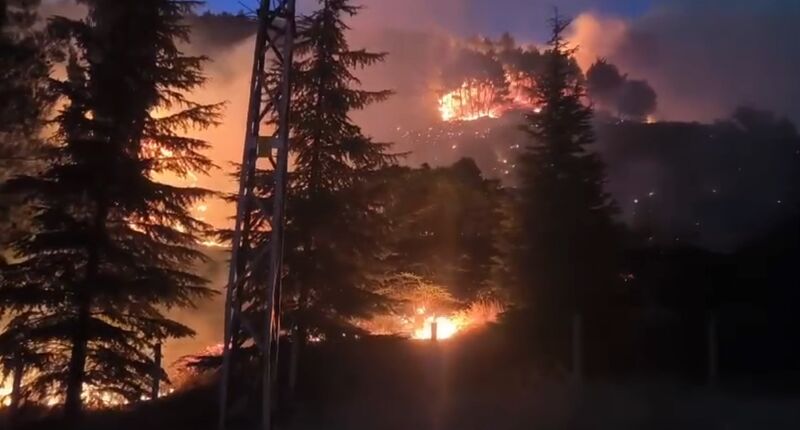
left=218, top=2, right=297, bottom=430
left=151, top=342, right=162, bottom=401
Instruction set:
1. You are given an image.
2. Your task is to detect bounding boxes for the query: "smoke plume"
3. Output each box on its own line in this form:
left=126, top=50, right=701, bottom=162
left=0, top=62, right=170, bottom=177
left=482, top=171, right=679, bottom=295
left=569, top=1, right=800, bottom=123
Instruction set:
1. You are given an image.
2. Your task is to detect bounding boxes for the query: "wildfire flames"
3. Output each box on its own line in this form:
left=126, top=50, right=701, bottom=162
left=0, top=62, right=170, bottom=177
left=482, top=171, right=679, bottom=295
left=0, top=381, right=174, bottom=410
left=438, top=72, right=539, bottom=122
left=439, top=81, right=504, bottom=122
left=358, top=300, right=505, bottom=341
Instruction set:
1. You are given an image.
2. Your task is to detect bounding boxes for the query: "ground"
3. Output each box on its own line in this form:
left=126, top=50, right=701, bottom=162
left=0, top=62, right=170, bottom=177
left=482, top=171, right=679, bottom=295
left=14, top=332, right=800, bottom=430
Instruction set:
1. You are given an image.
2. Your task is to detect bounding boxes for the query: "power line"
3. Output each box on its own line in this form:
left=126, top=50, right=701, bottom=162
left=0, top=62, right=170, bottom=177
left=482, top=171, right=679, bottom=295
left=218, top=2, right=296, bottom=430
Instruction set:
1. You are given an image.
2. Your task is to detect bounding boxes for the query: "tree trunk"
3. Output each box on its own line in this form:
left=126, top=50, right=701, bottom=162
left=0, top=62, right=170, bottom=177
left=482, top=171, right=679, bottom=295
left=64, top=297, right=90, bottom=421
left=65, top=198, right=106, bottom=421
left=287, top=324, right=301, bottom=398
left=571, top=312, right=583, bottom=384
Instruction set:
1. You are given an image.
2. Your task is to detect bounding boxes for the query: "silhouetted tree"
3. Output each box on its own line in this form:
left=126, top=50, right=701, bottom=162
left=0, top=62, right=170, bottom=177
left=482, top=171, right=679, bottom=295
left=618, top=80, right=657, bottom=120
left=0, top=0, right=51, bottom=245
left=587, top=58, right=657, bottom=121
left=378, top=159, right=508, bottom=301
left=0, top=0, right=49, bottom=144
left=516, top=13, right=621, bottom=378
left=586, top=58, right=625, bottom=106
left=280, top=0, right=395, bottom=338
left=232, top=0, right=395, bottom=392
left=0, top=0, right=220, bottom=419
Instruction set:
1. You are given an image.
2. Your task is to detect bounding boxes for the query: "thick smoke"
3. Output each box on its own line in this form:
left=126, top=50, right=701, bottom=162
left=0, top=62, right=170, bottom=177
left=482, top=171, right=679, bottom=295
left=570, top=2, right=800, bottom=124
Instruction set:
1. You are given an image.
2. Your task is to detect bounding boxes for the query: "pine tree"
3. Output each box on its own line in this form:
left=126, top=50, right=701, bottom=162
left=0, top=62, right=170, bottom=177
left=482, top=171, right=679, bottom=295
left=233, top=0, right=394, bottom=389
left=285, top=0, right=394, bottom=336
left=0, top=0, right=51, bottom=243
left=379, top=159, right=506, bottom=301
left=0, top=0, right=48, bottom=144
left=516, top=13, right=621, bottom=374
left=0, top=0, right=220, bottom=419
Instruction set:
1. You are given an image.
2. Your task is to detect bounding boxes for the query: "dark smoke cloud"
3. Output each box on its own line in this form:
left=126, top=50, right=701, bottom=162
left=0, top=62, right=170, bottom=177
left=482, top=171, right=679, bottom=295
left=597, top=0, right=800, bottom=124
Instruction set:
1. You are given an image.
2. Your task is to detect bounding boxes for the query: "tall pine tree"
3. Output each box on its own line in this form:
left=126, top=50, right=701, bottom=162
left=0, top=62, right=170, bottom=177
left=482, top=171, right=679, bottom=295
left=516, top=13, right=620, bottom=377
left=229, top=0, right=395, bottom=391
left=0, top=0, right=49, bottom=150
left=0, top=0, right=220, bottom=418
left=285, top=0, right=394, bottom=339
left=0, top=0, right=51, bottom=244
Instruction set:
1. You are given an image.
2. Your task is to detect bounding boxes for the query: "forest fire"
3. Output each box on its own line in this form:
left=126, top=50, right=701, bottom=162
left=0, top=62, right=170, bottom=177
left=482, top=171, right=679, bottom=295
left=438, top=82, right=504, bottom=122
left=0, top=382, right=171, bottom=410
left=438, top=72, right=539, bottom=122
left=356, top=300, right=504, bottom=341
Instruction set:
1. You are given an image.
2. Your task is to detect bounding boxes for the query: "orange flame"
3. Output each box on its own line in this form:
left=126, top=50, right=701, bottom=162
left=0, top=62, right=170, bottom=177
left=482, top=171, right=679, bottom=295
left=438, top=81, right=504, bottom=122
left=438, top=72, right=539, bottom=122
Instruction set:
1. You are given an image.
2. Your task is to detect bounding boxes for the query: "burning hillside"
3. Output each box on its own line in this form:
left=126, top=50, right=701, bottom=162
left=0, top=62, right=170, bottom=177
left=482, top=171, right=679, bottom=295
left=435, top=36, right=543, bottom=122
left=438, top=71, right=541, bottom=122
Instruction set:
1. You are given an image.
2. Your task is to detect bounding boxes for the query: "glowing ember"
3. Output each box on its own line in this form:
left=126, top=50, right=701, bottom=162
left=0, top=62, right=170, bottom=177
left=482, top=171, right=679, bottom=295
left=413, top=316, right=464, bottom=340
left=0, top=381, right=171, bottom=410
left=355, top=299, right=505, bottom=341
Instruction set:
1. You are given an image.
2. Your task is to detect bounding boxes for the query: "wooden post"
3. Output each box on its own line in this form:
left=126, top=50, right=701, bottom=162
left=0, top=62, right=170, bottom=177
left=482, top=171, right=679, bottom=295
left=430, top=319, right=438, bottom=342
left=571, top=312, right=583, bottom=384
left=151, top=342, right=162, bottom=401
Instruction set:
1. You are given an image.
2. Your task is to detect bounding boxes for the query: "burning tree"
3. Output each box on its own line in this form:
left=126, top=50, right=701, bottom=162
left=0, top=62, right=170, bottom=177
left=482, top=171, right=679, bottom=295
left=516, top=13, right=622, bottom=380
left=0, top=0, right=220, bottom=419
left=495, top=34, right=545, bottom=106
left=437, top=35, right=557, bottom=122
left=439, top=49, right=509, bottom=121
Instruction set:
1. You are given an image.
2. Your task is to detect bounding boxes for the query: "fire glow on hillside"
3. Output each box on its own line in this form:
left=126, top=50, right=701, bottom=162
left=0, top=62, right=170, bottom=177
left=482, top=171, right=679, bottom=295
left=0, top=381, right=174, bottom=410
left=438, top=72, right=540, bottom=122
left=357, top=300, right=505, bottom=341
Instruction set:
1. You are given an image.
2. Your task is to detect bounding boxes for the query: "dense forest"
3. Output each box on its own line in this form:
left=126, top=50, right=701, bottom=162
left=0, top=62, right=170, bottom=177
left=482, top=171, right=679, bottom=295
left=1, top=1, right=799, bottom=429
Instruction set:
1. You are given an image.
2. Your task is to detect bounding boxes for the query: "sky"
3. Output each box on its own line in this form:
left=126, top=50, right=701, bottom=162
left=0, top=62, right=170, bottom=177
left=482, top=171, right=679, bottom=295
left=203, top=0, right=655, bottom=38
left=205, top=0, right=654, bottom=15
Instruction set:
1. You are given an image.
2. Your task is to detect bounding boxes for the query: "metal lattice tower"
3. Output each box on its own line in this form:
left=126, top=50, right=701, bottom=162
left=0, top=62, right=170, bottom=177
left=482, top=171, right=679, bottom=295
left=218, top=1, right=296, bottom=430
